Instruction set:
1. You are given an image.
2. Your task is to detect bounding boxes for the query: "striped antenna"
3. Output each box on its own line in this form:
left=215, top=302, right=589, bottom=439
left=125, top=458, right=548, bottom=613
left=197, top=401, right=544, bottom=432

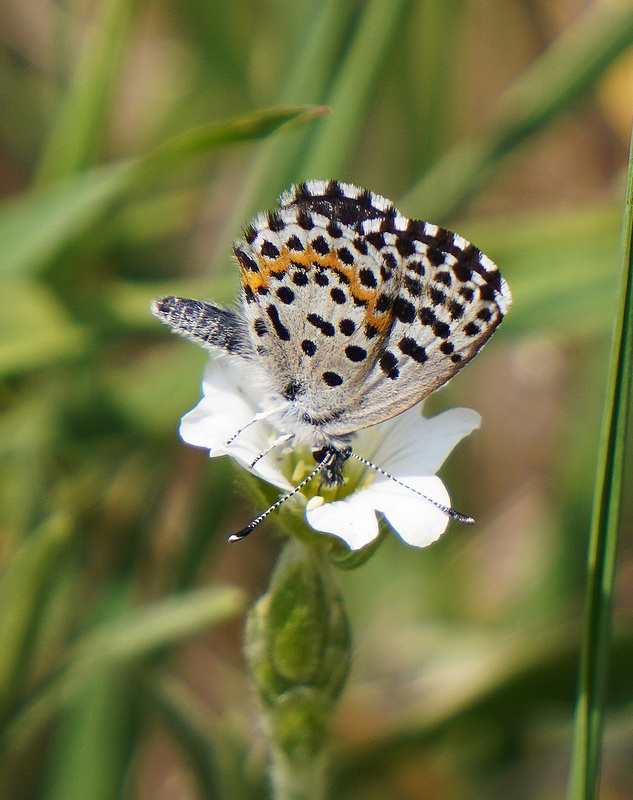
left=228, top=448, right=473, bottom=543
left=348, top=452, right=475, bottom=525
left=228, top=452, right=337, bottom=542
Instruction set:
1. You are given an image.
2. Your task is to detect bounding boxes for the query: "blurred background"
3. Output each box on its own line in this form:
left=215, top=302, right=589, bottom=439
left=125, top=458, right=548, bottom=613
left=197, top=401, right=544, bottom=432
left=1, top=0, right=633, bottom=798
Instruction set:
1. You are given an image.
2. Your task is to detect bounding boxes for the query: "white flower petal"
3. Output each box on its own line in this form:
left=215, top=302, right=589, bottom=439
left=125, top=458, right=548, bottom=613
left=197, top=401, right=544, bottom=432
left=304, top=406, right=480, bottom=549
left=365, top=474, right=451, bottom=547
left=223, top=437, right=292, bottom=491
left=179, top=360, right=291, bottom=491
left=306, top=492, right=380, bottom=550
left=180, top=365, right=255, bottom=452
left=368, top=406, right=481, bottom=476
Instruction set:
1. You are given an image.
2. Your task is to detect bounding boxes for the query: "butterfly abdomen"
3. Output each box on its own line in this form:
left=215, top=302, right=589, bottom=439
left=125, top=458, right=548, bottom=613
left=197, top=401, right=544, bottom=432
left=151, top=296, right=252, bottom=356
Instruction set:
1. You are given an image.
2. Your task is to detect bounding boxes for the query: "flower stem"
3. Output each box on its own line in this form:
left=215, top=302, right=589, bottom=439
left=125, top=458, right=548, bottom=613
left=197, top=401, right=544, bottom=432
left=270, top=747, right=328, bottom=800
left=244, top=539, right=351, bottom=800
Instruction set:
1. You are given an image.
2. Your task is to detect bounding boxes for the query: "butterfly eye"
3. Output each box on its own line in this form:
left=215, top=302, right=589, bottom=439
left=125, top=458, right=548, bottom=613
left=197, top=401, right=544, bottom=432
left=312, top=447, right=328, bottom=464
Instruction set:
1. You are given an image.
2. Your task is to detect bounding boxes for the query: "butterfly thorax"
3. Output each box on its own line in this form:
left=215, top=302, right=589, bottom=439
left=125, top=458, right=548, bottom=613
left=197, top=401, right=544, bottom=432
left=259, top=389, right=354, bottom=452
left=254, top=390, right=354, bottom=486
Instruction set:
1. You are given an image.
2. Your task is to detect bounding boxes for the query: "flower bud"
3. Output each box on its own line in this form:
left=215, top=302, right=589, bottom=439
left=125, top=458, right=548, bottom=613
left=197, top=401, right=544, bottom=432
left=244, top=540, right=351, bottom=761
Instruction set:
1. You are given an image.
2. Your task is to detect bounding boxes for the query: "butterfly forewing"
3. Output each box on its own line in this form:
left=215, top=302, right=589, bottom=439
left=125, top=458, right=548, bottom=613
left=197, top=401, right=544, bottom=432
left=234, top=186, right=400, bottom=411
left=152, top=180, right=511, bottom=445
left=321, top=218, right=510, bottom=434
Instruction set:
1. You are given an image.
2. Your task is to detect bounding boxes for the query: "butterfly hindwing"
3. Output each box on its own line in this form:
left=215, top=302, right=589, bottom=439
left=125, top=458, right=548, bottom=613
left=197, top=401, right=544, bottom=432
left=152, top=180, right=511, bottom=444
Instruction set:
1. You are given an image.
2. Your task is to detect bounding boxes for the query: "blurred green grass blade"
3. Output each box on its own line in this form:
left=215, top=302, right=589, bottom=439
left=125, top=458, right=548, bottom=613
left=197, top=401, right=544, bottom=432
left=463, top=204, right=620, bottom=340
left=0, top=45, right=48, bottom=163
left=213, top=0, right=354, bottom=259
left=41, top=584, right=138, bottom=800
left=0, top=514, right=73, bottom=714
left=567, top=126, right=633, bottom=800
left=36, top=0, right=140, bottom=185
left=401, top=3, right=633, bottom=219
left=0, top=162, right=133, bottom=280
left=137, top=104, right=329, bottom=178
left=0, top=105, right=323, bottom=280
left=299, top=0, right=410, bottom=179
left=107, top=344, right=208, bottom=434
left=4, top=587, right=245, bottom=755
left=0, top=392, right=61, bottom=537
left=0, top=281, right=89, bottom=376
left=41, top=671, right=137, bottom=800
left=145, top=671, right=226, bottom=800
left=414, top=0, right=464, bottom=170
left=69, top=586, right=245, bottom=674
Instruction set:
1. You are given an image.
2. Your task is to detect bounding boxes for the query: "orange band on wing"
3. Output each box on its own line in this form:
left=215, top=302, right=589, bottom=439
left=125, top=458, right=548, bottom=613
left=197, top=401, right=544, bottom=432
left=240, top=244, right=393, bottom=333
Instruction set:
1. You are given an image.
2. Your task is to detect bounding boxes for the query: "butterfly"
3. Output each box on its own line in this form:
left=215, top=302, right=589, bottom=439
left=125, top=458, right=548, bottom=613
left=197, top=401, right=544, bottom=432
left=152, top=180, right=511, bottom=537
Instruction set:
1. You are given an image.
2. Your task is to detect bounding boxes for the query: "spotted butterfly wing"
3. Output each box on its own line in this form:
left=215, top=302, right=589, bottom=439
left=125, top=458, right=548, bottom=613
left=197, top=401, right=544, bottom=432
left=234, top=183, right=401, bottom=415
left=232, top=180, right=511, bottom=436
left=152, top=180, right=511, bottom=446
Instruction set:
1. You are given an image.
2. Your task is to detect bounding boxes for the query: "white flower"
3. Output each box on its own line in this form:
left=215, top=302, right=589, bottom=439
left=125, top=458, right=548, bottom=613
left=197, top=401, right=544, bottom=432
left=180, top=359, right=481, bottom=550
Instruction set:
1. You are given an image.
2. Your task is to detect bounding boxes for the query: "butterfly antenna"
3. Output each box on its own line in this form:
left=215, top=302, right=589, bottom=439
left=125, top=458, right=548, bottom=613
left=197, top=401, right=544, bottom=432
left=249, top=433, right=294, bottom=468
left=228, top=460, right=324, bottom=542
left=224, top=405, right=289, bottom=448
left=224, top=418, right=258, bottom=448
left=349, top=453, right=475, bottom=525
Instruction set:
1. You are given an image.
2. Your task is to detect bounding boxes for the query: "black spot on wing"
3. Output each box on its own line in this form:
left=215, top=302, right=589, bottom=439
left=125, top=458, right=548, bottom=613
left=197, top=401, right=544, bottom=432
left=379, top=350, right=399, bottom=379
left=393, top=297, right=415, bottom=323
left=286, top=234, right=305, bottom=252
left=345, top=345, right=367, bottom=362
left=261, top=240, right=280, bottom=259
left=266, top=305, right=290, bottom=341
left=330, top=287, right=346, bottom=304
left=337, top=247, right=354, bottom=265
left=312, top=235, right=330, bottom=255
left=292, top=271, right=309, bottom=286
left=398, top=337, right=427, bottom=363
left=339, top=319, right=356, bottom=336
left=322, top=371, right=343, bottom=387
left=307, top=313, right=335, bottom=337
left=276, top=286, right=295, bottom=304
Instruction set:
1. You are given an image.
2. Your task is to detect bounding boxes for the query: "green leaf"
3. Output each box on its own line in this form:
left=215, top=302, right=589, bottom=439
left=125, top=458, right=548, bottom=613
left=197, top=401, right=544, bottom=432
left=137, top=104, right=329, bottom=179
